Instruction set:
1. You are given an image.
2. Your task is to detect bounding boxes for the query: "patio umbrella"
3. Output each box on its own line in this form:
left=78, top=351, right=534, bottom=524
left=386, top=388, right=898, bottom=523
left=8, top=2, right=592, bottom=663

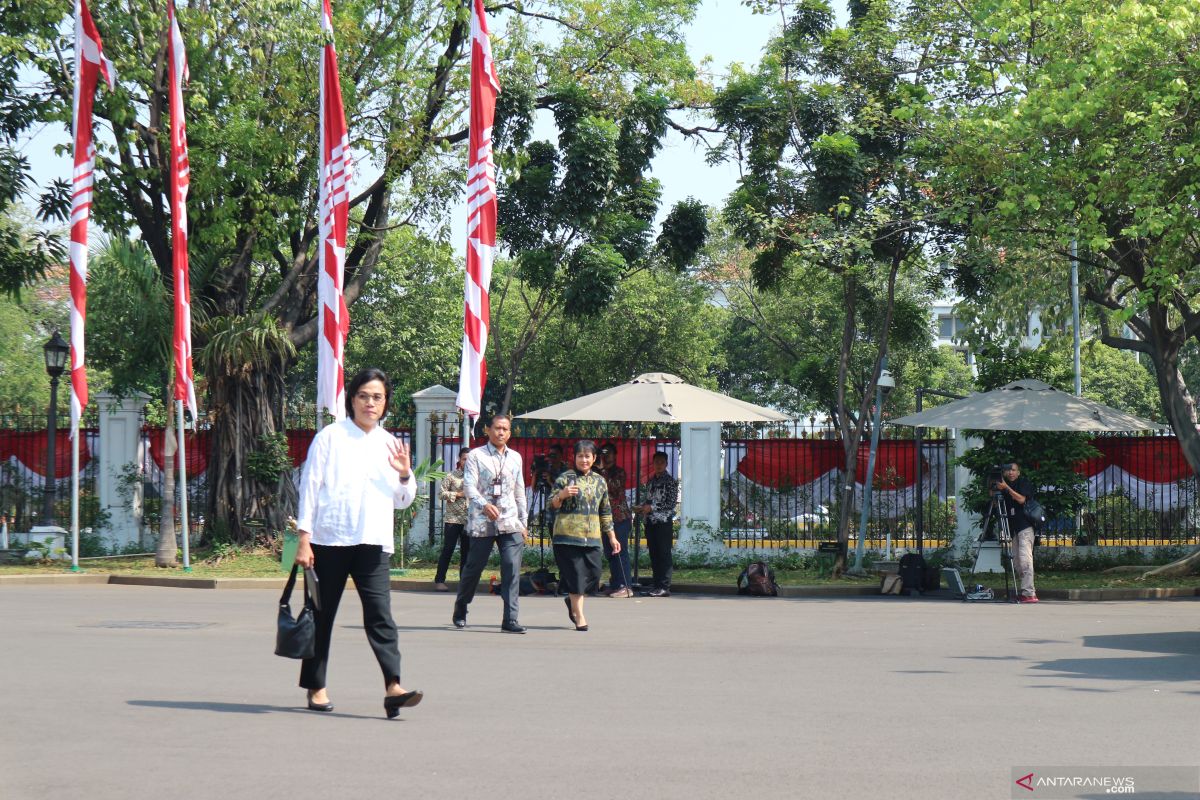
left=889, top=379, right=1165, bottom=431
left=517, top=372, right=791, bottom=424
left=517, top=373, right=790, bottom=586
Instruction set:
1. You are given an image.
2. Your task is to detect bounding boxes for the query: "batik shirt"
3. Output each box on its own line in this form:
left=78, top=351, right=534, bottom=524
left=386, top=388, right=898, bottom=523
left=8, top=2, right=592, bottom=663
left=439, top=468, right=467, bottom=525
left=603, top=465, right=631, bottom=524
left=644, top=471, right=678, bottom=524
left=463, top=443, right=528, bottom=537
left=551, top=470, right=614, bottom=548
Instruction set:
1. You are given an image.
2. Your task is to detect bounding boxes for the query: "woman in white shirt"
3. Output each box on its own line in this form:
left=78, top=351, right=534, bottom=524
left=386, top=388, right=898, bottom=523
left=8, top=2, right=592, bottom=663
left=294, top=367, right=423, bottom=718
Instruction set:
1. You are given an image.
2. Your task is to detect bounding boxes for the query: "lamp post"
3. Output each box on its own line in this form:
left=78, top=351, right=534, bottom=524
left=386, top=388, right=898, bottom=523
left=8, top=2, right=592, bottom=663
left=852, top=361, right=894, bottom=573
left=42, top=331, right=69, bottom=526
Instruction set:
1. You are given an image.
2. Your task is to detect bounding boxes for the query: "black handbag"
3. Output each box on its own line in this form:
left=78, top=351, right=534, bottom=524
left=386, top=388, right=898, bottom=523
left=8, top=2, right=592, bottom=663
left=275, top=564, right=318, bottom=659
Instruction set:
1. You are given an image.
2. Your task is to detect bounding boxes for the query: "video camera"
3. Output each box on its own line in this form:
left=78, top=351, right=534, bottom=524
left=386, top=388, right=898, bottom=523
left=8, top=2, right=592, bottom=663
left=531, top=453, right=553, bottom=492
left=987, top=464, right=1005, bottom=491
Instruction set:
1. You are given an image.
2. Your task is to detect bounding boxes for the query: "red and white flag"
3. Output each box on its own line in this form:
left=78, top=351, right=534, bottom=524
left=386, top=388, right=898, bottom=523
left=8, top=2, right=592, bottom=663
left=68, top=0, right=114, bottom=438
left=168, top=0, right=196, bottom=421
left=316, top=0, right=352, bottom=421
left=456, top=0, right=501, bottom=417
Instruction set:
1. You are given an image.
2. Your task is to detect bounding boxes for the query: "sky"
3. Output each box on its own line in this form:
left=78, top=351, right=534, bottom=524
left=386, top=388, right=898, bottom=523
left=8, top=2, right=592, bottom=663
left=16, top=0, right=783, bottom=251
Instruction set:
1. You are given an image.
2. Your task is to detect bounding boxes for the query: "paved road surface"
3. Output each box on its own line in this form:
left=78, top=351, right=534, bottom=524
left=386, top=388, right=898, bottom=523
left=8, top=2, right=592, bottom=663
left=1, top=585, right=1197, bottom=799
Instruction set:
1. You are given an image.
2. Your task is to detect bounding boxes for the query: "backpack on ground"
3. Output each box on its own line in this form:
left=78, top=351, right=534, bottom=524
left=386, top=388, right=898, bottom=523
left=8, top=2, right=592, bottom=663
left=737, top=561, right=779, bottom=597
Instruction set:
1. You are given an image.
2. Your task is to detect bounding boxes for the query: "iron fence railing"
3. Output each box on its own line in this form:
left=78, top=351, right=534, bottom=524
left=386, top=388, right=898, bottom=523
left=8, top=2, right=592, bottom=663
left=0, top=410, right=101, bottom=537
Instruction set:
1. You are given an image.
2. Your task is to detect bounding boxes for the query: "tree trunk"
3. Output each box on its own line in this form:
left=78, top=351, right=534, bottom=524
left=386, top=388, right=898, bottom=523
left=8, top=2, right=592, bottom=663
left=155, top=404, right=177, bottom=567
left=205, top=355, right=291, bottom=543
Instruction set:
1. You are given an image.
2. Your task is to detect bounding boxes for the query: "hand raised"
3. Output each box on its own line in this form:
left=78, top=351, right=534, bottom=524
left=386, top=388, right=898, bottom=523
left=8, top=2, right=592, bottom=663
left=387, top=437, right=412, bottom=476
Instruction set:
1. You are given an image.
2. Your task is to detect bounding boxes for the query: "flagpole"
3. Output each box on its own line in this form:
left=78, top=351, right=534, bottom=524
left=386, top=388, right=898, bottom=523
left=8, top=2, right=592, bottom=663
left=177, top=400, right=191, bottom=571
left=69, top=430, right=81, bottom=572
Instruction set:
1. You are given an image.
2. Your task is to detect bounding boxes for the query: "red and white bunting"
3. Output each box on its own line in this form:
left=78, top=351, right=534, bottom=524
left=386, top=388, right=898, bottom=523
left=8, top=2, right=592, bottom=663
left=316, top=0, right=352, bottom=421
left=168, top=0, right=196, bottom=421
left=456, top=0, right=501, bottom=418
left=68, top=0, right=114, bottom=438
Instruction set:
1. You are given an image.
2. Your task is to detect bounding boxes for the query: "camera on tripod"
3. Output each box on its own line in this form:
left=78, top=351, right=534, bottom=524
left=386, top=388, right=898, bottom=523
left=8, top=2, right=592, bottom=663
left=530, top=453, right=552, bottom=492
left=987, top=464, right=1006, bottom=492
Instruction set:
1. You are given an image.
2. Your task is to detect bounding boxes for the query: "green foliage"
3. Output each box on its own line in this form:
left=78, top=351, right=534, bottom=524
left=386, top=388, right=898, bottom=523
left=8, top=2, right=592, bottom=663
left=0, top=274, right=66, bottom=410
left=244, top=433, right=292, bottom=485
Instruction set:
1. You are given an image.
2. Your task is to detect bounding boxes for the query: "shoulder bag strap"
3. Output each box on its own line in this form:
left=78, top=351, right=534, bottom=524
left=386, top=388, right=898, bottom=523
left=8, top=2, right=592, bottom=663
left=280, top=563, right=300, bottom=606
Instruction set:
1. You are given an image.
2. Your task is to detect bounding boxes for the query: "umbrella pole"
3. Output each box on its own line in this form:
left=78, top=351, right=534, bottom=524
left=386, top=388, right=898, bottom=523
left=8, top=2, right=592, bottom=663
left=633, top=423, right=643, bottom=589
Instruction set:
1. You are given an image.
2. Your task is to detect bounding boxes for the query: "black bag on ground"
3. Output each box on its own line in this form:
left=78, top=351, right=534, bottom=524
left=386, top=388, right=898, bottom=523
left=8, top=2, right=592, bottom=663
left=737, top=561, right=779, bottom=596
left=275, top=564, right=317, bottom=659
left=897, top=552, right=927, bottom=595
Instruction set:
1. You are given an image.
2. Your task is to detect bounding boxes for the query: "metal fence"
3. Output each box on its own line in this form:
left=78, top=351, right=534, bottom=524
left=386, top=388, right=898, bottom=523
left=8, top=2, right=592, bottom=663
left=0, top=410, right=102, bottom=536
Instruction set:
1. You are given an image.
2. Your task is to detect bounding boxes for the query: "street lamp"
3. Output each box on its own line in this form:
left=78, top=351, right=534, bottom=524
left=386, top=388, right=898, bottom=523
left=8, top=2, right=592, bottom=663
left=852, top=362, right=894, bottom=573
left=41, top=331, right=69, bottom=527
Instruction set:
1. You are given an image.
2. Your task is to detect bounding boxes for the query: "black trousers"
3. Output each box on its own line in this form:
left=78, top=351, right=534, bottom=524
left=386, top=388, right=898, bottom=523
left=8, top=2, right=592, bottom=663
left=299, top=543, right=401, bottom=691
left=434, top=522, right=470, bottom=583
left=645, top=520, right=674, bottom=590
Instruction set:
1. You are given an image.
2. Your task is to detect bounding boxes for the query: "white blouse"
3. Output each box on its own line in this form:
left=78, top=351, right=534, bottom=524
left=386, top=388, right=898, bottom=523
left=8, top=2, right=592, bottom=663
left=296, top=418, right=415, bottom=552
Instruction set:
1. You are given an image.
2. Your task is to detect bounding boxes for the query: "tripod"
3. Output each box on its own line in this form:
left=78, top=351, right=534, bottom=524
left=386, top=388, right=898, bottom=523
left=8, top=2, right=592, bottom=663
left=972, top=490, right=1020, bottom=603
left=532, top=480, right=551, bottom=569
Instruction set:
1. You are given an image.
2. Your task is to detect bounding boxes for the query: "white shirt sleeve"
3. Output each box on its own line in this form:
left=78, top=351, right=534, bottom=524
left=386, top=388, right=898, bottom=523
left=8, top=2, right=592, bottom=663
left=393, top=473, right=416, bottom=510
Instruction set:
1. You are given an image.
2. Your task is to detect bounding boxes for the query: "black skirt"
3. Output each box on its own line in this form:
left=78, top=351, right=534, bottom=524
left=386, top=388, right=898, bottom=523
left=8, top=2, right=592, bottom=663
left=553, top=543, right=603, bottom=596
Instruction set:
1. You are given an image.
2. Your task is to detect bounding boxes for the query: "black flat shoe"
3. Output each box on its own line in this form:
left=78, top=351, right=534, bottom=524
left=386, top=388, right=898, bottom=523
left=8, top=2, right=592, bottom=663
left=306, top=691, right=334, bottom=713
left=384, top=690, right=424, bottom=719
left=452, top=617, right=466, bottom=629
left=564, top=597, right=576, bottom=624
left=500, top=622, right=527, bottom=634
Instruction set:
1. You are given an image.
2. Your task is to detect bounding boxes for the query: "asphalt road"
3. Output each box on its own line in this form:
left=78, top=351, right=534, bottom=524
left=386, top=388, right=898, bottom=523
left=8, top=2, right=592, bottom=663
left=1, top=584, right=1198, bottom=800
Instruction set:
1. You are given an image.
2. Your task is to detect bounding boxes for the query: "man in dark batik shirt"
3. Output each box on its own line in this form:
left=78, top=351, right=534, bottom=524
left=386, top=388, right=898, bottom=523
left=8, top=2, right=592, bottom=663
left=636, top=451, right=678, bottom=597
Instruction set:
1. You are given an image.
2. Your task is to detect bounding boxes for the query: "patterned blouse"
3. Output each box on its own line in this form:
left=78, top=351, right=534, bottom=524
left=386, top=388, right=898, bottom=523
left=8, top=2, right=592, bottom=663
left=603, top=465, right=631, bottom=524
left=551, top=470, right=614, bottom=548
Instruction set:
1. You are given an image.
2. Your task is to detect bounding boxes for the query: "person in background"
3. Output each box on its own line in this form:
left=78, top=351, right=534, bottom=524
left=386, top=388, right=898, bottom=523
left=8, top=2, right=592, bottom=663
left=636, top=451, right=678, bottom=597
left=550, top=440, right=619, bottom=630
left=294, top=367, right=423, bottom=718
left=433, top=449, right=471, bottom=591
left=996, top=461, right=1039, bottom=603
left=452, top=413, right=530, bottom=633
left=598, top=443, right=633, bottom=597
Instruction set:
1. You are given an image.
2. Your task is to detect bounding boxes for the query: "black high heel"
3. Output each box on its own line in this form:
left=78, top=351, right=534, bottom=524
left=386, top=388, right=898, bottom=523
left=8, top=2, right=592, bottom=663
left=306, top=690, right=333, bottom=713
left=575, top=623, right=588, bottom=632
left=384, top=690, right=424, bottom=719
left=565, top=596, right=576, bottom=624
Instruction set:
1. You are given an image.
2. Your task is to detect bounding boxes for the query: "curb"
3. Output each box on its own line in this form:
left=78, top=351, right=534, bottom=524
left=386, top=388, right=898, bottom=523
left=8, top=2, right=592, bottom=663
left=2, top=573, right=1198, bottom=600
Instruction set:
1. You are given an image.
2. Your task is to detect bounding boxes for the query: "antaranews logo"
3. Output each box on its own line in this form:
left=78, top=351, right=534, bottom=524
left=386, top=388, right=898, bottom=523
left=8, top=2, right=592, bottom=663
left=1011, top=768, right=1150, bottom=797
left=1015, top=773, right=1035, bottom=792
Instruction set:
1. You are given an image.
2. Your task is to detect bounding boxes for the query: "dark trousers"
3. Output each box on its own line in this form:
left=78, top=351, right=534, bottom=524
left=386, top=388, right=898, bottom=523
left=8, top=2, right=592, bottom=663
left=434, top=522, right=470, bottom=583
left=605, top=519, right=632, bottom=589
left=454, top=530, right=524, bottom=624
left=645, top=520, right=674, bottom=590
left=299, top=544, right=401, bottom=691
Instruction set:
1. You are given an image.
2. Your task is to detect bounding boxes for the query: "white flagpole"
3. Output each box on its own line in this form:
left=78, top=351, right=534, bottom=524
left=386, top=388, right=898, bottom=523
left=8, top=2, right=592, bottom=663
left=70, top=434, right=81, bottom=571
left=177, top=400, right=191, bottom=571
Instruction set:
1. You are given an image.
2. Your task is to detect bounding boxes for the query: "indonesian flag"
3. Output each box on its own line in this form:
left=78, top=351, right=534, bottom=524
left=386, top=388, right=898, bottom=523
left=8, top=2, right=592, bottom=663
left=316, top=0, right=352, bottom=421
left=456, top=0, right=501, bottom=417
left=68, top=0, right=114, bottom=438
left=168, top=0, right=196, bottom=421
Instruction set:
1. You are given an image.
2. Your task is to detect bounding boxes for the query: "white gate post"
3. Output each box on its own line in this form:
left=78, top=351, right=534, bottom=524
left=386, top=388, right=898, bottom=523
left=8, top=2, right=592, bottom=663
left=410, top=385, right=460, bottom=546
left=97, top=392, right=150, bottom=551
left=953, top=432, right=983, bottom=561
left=679, top=422, right=723, bottom=553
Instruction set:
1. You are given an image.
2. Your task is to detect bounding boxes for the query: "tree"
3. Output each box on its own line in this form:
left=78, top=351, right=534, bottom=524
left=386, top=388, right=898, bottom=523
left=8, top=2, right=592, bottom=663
left=0, top=270, right=68, bottom=410
left=489, top=83, right=709, bottom=412
left=507, top=266, right=725, bottom=410
left=12, top=0, right=707, bottom=541
left=934, top=0, right=1200, bottom=472
left=710, top=0, right=956, bottom=573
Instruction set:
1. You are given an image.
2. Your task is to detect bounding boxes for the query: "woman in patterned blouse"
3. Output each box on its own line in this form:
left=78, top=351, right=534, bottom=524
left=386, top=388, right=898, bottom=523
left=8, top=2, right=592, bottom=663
left=598, top=443, right=633, bottom=597
left=549, top=440, right=620, bottom=631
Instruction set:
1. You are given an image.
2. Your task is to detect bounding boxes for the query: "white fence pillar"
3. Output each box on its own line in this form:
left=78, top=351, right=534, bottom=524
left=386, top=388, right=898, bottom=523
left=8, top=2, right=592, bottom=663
left=679, top=422, right=722, bottom=552
left=97, top=392, right=149, bottom=551
left=410, top=385, right=459, bottom=546
left=953, top=432, right=982, bottom=560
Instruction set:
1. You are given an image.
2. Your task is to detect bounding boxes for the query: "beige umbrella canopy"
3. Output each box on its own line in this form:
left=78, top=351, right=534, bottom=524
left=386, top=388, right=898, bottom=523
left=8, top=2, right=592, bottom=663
left=889, top=379, right=1165, bottom=431
left=516, top=372, right=790, bottom=424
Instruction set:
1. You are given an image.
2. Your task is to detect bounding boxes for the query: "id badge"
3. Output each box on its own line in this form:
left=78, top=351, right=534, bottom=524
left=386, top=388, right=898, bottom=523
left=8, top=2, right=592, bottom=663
left=491, top=477, right=503, bottom=498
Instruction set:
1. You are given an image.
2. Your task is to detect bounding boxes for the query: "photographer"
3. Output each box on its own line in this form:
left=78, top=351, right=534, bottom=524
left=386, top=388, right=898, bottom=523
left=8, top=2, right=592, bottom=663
left=994, top=461, right=1038, bottom=604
